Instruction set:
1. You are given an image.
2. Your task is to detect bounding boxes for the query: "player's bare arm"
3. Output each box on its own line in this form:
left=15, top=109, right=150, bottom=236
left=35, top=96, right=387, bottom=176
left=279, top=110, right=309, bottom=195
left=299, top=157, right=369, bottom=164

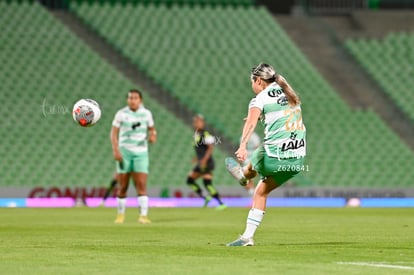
left=110, top=126, right=122, bottom=161
left=148, top=126, right=157, bottom=143
left=237, top=107, right=261, bottom=162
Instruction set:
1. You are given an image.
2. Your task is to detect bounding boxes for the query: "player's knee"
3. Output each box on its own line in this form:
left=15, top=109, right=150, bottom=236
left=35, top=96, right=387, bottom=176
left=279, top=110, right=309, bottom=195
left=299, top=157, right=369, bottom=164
left=186, top=176, right=195, bottom=185
left=203, top=178, right=212, bottom=187
left=255, top=181, right=274, bottom=197
left=202, top=173, right=213, bottom=180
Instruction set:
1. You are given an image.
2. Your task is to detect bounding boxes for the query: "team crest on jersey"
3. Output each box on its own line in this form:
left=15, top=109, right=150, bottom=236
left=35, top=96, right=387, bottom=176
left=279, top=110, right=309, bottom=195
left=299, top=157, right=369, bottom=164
left=132, top=122, right=141, bottom=130
left=277, top=96, right=288, bottom=106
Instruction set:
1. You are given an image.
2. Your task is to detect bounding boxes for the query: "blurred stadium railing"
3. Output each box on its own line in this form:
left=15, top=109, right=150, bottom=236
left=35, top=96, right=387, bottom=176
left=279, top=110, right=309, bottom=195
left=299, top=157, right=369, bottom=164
left=298, top=0, right=414, bottom=15
left=300, top=0, right=367, bottom=15
left=37, top=0, right=255, bottom=10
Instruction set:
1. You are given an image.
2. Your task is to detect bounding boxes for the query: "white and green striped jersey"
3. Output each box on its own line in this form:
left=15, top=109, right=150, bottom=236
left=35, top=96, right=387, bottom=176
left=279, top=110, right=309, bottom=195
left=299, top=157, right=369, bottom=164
left=112, top=106, right=154, bottom=154
left=249, top=82, right=306, bottom=159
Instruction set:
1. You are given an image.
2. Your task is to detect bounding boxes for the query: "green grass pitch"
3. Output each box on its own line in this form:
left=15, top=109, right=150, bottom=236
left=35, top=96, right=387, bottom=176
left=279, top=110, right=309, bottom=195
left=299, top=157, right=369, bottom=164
left=1, top=207, right=414, bottom=274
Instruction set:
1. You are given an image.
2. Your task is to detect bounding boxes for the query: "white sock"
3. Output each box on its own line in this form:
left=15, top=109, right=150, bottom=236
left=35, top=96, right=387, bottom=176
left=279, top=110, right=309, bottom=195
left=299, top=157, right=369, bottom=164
left=138, top=195, right=149, bottom=216
left=242, top=208, right=265, bottom=239
left=117, top=197, right=126, bottom=214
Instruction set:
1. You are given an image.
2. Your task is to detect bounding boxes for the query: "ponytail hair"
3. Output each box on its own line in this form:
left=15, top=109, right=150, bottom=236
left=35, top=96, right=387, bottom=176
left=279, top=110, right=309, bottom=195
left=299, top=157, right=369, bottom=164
left=275, top=74, right=300, bottom=107
left=251, top=63, right=300, bottom=107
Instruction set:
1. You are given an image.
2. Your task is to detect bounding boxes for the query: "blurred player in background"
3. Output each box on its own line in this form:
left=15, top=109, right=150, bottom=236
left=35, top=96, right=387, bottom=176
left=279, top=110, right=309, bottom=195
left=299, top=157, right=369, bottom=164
left=226, top=63, right=306, bottom=246
left=241, top=129, right=261, bottom=196
left=186, top=114, right=227, bottom=210
left=111, top=89, right=157, bottom=224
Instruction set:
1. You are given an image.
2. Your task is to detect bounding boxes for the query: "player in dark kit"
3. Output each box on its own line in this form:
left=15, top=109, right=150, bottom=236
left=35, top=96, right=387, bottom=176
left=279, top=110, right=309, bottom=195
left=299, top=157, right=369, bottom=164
left=100, top=173, right=118, bottom=205
left=186, top=114, right=227, bottom=210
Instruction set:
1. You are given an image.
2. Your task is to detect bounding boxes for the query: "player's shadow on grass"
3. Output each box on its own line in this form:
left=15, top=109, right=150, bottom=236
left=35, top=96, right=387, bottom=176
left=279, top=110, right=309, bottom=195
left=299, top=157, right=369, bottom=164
left=276, top=242, right=357, bottom=246
left=219, top=242, right=357, bottom=247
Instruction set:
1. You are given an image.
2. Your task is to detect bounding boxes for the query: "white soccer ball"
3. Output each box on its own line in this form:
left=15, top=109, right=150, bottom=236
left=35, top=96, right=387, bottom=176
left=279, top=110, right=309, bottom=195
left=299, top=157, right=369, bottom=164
left=72, top=99, right=101, bottom=127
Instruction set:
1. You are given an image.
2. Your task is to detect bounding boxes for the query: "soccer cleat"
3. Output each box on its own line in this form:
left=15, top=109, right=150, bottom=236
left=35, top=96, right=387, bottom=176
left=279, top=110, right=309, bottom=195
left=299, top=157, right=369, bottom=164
left=226, top=236, right=254, bottom=247
left=225, top=157, right=247, bottom=186
left=204, top=196, right=212, bottom=207
left=114, top=214, right=125, bottom=224
left=138, top=215, right=151, bottom=224
left=215, top=204, right=228, bottom=211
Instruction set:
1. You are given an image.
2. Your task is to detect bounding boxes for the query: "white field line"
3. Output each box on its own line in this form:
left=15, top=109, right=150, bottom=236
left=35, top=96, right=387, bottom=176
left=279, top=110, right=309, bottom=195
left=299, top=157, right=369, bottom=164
left=337, top=262, right=414, bottom=270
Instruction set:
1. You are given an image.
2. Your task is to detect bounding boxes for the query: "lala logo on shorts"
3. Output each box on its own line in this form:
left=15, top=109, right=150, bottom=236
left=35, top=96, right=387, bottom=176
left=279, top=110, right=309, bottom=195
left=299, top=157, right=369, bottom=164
left=281, top=133, right=305, bottom=152
left=281, top=139, right=305, bottom=152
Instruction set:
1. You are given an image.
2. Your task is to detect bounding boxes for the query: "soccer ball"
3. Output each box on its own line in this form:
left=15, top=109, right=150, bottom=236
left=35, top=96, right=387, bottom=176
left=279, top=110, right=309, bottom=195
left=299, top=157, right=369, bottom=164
left=72, top=99, right=101, bottom=127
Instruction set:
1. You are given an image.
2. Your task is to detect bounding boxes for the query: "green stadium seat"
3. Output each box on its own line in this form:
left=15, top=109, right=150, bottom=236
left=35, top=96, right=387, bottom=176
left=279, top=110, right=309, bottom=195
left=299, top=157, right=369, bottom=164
left=346, top=32, right=414, bottom=122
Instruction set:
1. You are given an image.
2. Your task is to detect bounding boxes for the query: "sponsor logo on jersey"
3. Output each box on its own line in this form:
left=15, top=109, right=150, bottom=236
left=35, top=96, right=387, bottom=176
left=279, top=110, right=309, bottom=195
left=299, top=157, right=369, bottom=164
left=281, top=139, right=305, bottom=152
left=281, top=132, right=305, bottom=152
left=267, top=88, right=288, bottom=106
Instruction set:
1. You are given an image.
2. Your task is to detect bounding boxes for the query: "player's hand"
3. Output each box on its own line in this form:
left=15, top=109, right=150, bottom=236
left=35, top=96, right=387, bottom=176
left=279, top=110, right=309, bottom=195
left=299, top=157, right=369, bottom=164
left=235, top=147, right=247, bottom=162
left=148, top=129, right=157, bottom=144
left=113, top=150, right=122, bottom=162
left=199, top=159, right=207, bottom=172
left=148, top=133, right=156, bottom=144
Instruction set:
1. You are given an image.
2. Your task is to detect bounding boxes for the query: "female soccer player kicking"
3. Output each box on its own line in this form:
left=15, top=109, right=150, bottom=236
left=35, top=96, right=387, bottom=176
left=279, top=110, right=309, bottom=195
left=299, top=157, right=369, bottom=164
left=111, top=89, right=157, bottom=224
left=225, top=63, right=306, bottom=246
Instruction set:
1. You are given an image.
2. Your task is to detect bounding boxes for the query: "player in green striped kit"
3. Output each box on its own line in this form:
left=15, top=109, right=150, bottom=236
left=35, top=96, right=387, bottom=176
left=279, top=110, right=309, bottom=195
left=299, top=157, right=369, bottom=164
left=111, top=89, right=157, bottom=224
left=226, top=63, right=306, bottom=246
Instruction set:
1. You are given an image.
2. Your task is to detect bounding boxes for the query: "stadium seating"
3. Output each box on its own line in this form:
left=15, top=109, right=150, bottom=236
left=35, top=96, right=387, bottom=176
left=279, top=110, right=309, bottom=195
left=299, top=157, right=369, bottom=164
left=0, top=1, right=229, bottom=190
left=345, top=32, right=414, bottom=121
left=70, top=2, right=414, bottom=187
